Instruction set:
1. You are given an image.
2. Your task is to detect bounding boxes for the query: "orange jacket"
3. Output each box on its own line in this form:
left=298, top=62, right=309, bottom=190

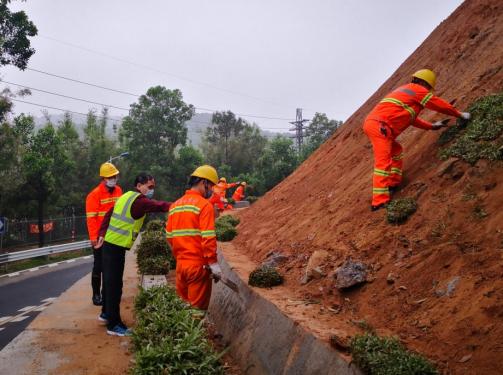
left=166, top=190, right=217, bottom=265
left=366, top=83, right=461, bottom=137
left=86, top=183, right=122, bottom=241
left=213, top=182, right=238, bottom=197
left=232, top=186, right=245, bottom=201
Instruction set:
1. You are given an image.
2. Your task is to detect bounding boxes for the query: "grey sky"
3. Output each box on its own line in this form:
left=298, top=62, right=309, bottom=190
left=2, top=0, right=463, bottom=132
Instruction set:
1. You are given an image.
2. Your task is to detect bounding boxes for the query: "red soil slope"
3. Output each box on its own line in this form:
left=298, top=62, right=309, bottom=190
left=233, top=0, right=503, bottom=373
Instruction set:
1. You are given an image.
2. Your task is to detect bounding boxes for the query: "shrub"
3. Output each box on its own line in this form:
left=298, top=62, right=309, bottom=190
left=215, top=215, right=239, bottom=242
left=248, top=265, right=283, bottom=288
left=350, top=333, right=438, bottom=375
left=144, top=219, right=165, bottom=232
left=386, top=198, right=417, bottom=225
left=439, top=93, right=503, bottom=164
left=132, top=286, right=225, bottom=374
left=216, top=215, right=240, bottom=227
left=247, top=196, right=259, bottom=204
left=136, top=230, right=175, bottom=274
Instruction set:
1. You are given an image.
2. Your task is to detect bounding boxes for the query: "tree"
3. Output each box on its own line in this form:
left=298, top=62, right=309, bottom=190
left=22, top=122, right=71, bottom=246
left=302, top=112, right=342, bottom=160
left=0, top=0, right=38, bottom=70
left=256, top=136, right=298, bottom=193
left=171, top=145, right=204, bottom=197
left=120, top=86, right=194, bottom=199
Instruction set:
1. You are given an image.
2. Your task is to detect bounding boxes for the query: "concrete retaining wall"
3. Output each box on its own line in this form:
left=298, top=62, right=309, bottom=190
left=208, top=254, right=362, bottom=375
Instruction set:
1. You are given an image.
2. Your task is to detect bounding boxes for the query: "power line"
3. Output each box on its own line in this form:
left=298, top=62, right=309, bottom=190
left=3, top=80, right=130, bottom=112
left=10, top=98, right=123, bottom=123
left=39, top=34, right=301, bottom=111
left=22, top=68, right=295, bottom=121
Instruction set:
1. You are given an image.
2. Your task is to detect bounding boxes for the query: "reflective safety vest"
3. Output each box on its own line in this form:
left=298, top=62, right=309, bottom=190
left=104, top=191, right=145, bottom=249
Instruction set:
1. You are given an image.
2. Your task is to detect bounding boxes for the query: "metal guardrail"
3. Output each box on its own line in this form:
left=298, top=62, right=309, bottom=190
left=0, top=240, right=91, bottom=265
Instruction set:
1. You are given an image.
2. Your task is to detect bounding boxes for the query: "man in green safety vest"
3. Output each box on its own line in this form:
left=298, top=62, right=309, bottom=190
left=96, top=173, right=171, bottom=336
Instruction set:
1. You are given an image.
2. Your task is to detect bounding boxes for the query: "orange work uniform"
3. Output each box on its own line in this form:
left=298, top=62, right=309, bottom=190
left=363, top=83, right=461, bottom=207
left=166, top=190, right=217, bottom=310
left=212, top=182, right=238, bottom=210
left=232, top=186, right=245, bottom=202
left=86, top=183, right=123, bottom=242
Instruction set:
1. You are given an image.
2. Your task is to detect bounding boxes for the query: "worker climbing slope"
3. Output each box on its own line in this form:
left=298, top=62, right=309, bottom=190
left=363, top=69, right=471, bottom=211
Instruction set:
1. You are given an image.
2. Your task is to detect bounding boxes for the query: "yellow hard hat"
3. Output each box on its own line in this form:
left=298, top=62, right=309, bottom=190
left=191, top=165, right=219, bottom=185
left=99, top=162, right=119, bottom=178
left=412, top=69, right=436, bottom=89
left=219, top=177, right=227, bottom=183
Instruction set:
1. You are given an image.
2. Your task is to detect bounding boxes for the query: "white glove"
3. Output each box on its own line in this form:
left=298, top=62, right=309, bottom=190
left=431, top=121, right=448, bottom=130
left=460, top=112, right=471, bottom=120
left=208, top=263, right=222, bottom=277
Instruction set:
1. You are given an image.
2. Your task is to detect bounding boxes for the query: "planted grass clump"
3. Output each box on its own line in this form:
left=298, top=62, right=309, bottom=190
left=248, top=265, right=283, bottom=288
left=144, top=219, right=165, bottom=232
left=136, top=230, right=175, bottom=274
left=132, top=286, right=224, bottom=374
left=215, top=215, right=239, bottom=242
left=439, top=93, right=503, bottom=164
left=386, top=198, right=417, bottom=225
left=351, top=333, right=438, bottom=375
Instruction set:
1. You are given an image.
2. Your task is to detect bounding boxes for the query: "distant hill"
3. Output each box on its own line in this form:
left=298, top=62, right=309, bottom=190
left=31, top=112, right=286, bottom=148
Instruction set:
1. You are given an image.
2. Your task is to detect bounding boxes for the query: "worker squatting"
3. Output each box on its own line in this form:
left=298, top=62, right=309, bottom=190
left=363, top=69, right=470, bottom=211
left=86, top=162, right=241, bottom=336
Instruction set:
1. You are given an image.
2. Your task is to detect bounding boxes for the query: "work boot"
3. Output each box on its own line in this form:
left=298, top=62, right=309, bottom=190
left=92, top=294, right=103, bottom=306
left=388, top=185, right=400, bottom=195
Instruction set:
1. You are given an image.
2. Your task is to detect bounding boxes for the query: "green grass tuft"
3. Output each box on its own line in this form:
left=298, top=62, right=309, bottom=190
left=439, top=93, right=503, bottom=164
left=144, top=219, right=165, bottom=233
left=215, top=215, right=239, bottom=242
left=350, top=333, right=438, bottom=375
left=136, top=230, right=175, bottom=274
left=248, top=265, right=284, bottom=288
left=386, top=198, right=417, bottom=225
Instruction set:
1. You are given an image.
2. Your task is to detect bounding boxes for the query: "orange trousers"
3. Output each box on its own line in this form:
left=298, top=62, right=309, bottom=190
left=363, top=119, right=403, bottom=206
left=175, top=261, right=212, bottom=310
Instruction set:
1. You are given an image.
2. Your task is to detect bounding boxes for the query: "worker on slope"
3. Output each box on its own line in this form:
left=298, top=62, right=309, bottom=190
left=96, top=173, right=171, bottom=336
left=86, top=162, right=123, bottom=306
left=363, top=69, right=471, bottom=211
left=166, top=165, right=222, bottom=310
left=232, top=181, right=247, bottom=202
left=211, top=177, right=239, bottom=212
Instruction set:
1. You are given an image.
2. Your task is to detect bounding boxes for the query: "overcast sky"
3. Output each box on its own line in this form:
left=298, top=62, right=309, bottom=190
left=2, top=0, right=463, bottom=132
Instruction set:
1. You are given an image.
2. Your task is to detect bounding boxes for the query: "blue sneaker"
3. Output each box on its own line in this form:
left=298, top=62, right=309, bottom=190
left=98, top=313, right=108, bottom=324
left=107, top=324, right=132, bottom=337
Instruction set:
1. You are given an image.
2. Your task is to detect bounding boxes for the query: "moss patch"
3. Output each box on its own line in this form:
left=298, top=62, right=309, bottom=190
left=248, top=265, right=283, bottom=288
left=350, top=333, right=438, bottom=375
left=386, top=198, right=417, bottom=225
left=439, top=93, right=503, bottom=164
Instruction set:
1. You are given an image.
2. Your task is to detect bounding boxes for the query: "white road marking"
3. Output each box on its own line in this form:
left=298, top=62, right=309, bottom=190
left=41, top=297, right=57, bottom=303
left=29, top=267, right=40, bottom=272
left=66, top=259, right=76, bottom=263
left=11, top=315, right=29, bottom=322
left=0, top=327, right=4, bottom=332
left=47, top=263, right=58, bottom=268
left=18, top=306, right=37, bottom=312
left=83, top=255, right=92, bottom=259
left=0, top=316, right=13, bottom=324
left=8, top=272, right=20, bottom=277
left=33, top=306, right=47, bottom=312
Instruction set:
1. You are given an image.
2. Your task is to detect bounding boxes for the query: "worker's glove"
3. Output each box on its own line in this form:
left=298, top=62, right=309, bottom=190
left=208, top=263, right=222, bottom=278
left=431, top=119, right=450, bottom=130
left=460, top=112, right=471, bottom=120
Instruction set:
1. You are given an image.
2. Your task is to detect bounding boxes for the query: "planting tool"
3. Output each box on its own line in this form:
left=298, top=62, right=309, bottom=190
left=204, top=265, right=239, bottom=293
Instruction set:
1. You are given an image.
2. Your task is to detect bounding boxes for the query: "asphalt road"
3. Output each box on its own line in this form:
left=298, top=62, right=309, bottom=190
left=0, top=256, right=93, bottom=350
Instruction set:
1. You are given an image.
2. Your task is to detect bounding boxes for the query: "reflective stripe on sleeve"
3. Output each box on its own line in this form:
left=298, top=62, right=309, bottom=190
left=380, top=98, right=416, bottom=119
left=420, top=93, right=433, bottom=106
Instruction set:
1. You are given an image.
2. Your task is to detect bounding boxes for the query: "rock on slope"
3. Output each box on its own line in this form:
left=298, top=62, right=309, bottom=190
left=234, top=0, right=503, bottom=373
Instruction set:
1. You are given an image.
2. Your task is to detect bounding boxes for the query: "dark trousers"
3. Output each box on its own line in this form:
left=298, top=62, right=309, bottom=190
left=91, top=247, right=103, bottom=297
left=101, top=242, right=127, bottom=329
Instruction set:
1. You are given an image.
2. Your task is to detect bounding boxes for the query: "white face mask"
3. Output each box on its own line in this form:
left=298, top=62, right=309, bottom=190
left=105, top=178, right=117, bottom=188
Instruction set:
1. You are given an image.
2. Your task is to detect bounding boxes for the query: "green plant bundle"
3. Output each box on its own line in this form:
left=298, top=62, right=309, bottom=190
left=215, top=216, right=239, bottom=242
left=132, top=286, right=224, bottom=374
left=247, top=196, right=259, bottom=204
left=386, top=198, right=417, bottom=225
left=350, top=333, right=438, bottom=375
left=144, top=219, right=165, bottom=233
left=137, top=230, right=175, bottom=274
left=216, top=215, right=240, bottom=228
left=248, top=265, right=284, bottom=288
left=439, top=93, right=503, bottom=164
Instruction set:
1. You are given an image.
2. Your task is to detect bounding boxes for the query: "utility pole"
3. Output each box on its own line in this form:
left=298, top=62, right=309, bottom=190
left=289, top=108, right=309, bottom=155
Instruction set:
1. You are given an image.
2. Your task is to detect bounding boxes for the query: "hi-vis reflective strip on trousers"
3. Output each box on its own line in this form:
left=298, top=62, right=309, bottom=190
left=372, top=187, right=390, bottom=195
left=373, top=168, right=390, bottom=177
left=391, top=167, right=403, bottom=176
left=392, top=153, right=404, bottom=161
left=380, top=98, right=416, bottom=120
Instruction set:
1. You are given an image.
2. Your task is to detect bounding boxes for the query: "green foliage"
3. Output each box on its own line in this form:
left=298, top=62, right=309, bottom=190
left=439, top=93, right=503, bottom=164
left=144, top=219, right=165, bottom=232
left=216, top=215, right=240, bottom=227
left=248, top=265, right=283, bottom=288
left=0, top=0, right=38, bottom=70
left=215, top=215, right=239, bottom=242
left=350, top=333, right=438, bottom=375
left=301, top=112, right=342, bottom=160
left=137, top=230, right=175, bottom=274
left=246, top=196, right=259, bottom=204
left=132, top=286, right=225, bottom=375
left=386, top=198, right=417, bottom=225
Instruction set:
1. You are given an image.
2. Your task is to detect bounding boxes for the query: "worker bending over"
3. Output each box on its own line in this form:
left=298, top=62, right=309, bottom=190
left=97, top=173, right=171, bottom=336
left=363, top=69, right=470, bottom=211
left=210, top=177, right=239, bottom=212
left=86, top=162, right=122, bottom=306
left=166, top=165, right=222, bottom=310
left=232, top=182, right=246, bottom=202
